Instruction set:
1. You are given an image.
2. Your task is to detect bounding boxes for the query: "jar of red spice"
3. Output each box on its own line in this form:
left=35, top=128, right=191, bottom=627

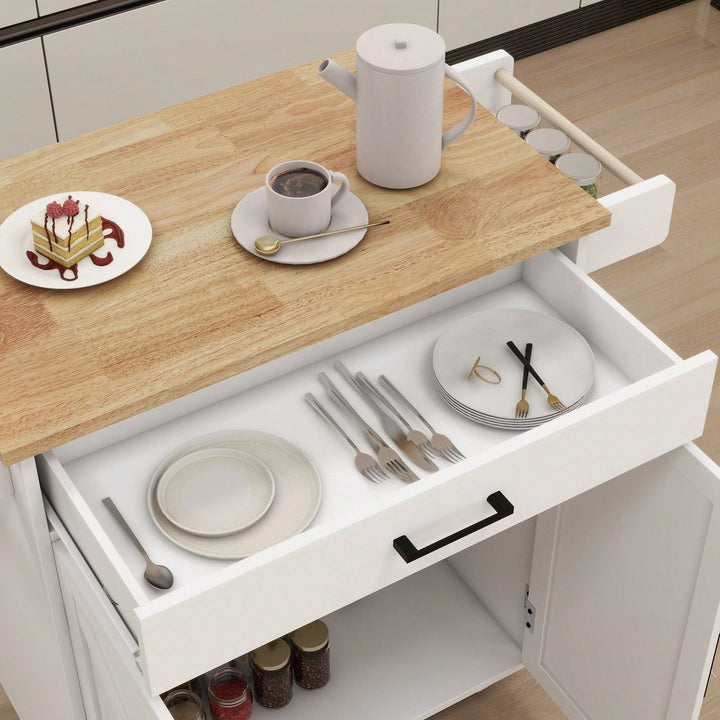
left=291, top=620, right=330, bottom=690
left=251, top=638, right=293, bottom=708
left=207, top=667, right=252, bottom=720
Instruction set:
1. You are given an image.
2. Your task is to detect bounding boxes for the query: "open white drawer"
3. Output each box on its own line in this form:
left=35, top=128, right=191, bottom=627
left=37, top=248, right=717, bottom=695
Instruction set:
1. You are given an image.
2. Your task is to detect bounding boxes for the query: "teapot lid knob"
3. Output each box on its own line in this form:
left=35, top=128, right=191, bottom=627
left=394, top=39, right=407, bottom=49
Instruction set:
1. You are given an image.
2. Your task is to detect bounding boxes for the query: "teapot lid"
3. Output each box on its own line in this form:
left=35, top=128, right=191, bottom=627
left=356, top=23, right=446, bottom=74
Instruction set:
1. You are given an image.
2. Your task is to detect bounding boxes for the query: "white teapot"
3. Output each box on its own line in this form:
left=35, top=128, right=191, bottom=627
left=318, top=23, right=477, bottom=189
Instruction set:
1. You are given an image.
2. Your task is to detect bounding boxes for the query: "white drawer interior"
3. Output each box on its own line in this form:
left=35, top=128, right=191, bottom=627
left=38, top=249, right=716, bottom=693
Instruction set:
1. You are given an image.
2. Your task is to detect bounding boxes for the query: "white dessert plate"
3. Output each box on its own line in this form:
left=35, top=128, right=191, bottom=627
left=156, top=448, right=276, bottom=537
left=433, top=308, right=595, bottom=425
left=231, top=187, right=369, bottom=265
left=0, top=191, right=152, bottom=289
left=147, top=430, right=322, bottom=559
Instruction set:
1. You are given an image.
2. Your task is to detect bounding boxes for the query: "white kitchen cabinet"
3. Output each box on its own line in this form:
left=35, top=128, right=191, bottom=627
left=580, top=0, right=604, bottom=5
left=0, top=0, right=37, bottom=26
left=0, top=39, right=56, bottom=160
left=3, top=48, right=720, bottom=720
left=439, top=0, right=579, bottom=51
left=35, top=242, right=719, bottom=714
left=41, top=0, right=437, bottom=141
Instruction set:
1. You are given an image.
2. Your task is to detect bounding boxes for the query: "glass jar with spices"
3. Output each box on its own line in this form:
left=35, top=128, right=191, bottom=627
left=555, top=152, right=602, bottom=198
left=291, top=620, right=330, bottom=690
left=525, top=127, right=571, bottom=163
left=495, top=104, right=540, bottom=138
left=251, top=638, right=293, bottom=708
left=164, top=688, right=205, bottom=720
left=207, top=666, right=252, bottom=720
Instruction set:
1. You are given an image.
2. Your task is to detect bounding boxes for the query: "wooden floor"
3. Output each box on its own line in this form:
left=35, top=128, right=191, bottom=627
left=2, top=2, right=719, bottom=718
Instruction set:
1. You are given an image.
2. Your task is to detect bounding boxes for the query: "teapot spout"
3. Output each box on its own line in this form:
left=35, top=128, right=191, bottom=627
left=317, top=59, right=357, bottom=102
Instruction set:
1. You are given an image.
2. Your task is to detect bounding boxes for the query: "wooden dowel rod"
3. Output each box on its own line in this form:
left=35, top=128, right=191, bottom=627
left=494, top=67, right=643, bottom=186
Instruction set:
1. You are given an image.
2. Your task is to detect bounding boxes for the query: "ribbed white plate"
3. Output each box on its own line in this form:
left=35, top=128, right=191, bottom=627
left=156, top=448, right=275, bottom=537
left=433, top=308, right=594, bottom=427
left=147, top=431, right=321, bottom=559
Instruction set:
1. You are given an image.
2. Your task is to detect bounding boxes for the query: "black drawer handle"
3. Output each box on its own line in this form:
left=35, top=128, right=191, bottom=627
left=393, top=491, right=514, bottom=563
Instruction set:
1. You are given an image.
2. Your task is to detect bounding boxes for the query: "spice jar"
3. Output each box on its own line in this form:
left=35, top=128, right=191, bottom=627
left=525, top=127, right=571, bottom=163
left=555, top=152, right=602, bottom=198
left=251, top=638, right=293, bottom=708
left=495, top=104, right=540, bottom=138
left=207, top=667, right=252, bottom=720
left=291, top=620, right=330, bottom=690
left=164, top=689, right=205, bottom=720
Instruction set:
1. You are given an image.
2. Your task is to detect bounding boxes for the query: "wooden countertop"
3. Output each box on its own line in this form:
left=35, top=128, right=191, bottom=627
left=0, top=53, right=610, bottom=465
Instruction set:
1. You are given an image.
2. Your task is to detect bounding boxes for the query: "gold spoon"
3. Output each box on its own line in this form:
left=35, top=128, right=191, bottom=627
left=254, top=219, right=390, bottom=256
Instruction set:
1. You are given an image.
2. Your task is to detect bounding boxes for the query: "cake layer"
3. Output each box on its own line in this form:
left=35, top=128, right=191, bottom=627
left=35, top=231, right=105, bottom=267
left=31, top=201, right=102, bottom=244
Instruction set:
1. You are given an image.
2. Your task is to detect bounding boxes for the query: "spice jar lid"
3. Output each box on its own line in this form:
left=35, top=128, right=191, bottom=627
left=555, top=152, right=602, bottom=185
left=252, top=638, right=291, bottom=671
left=291, top=620, right=329, bottom=652
left=495, top=104, right=540, bottom=132
left=525, top=127, right=571, bottom=156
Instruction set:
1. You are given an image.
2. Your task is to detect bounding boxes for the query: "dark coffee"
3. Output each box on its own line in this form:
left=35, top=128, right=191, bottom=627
left=270, top=167, right=329, bottom=198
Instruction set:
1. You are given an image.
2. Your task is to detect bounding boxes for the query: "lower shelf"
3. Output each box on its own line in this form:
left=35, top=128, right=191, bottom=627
left=248, top=561, right=521, bottom=719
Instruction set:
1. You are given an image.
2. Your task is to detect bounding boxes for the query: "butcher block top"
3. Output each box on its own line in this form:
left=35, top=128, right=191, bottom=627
left=0, top=53, right=610, bottom=465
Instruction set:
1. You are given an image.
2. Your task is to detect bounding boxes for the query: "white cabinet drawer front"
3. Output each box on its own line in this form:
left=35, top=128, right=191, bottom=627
left=0, top=0, right=37, bottom=26
left=43, top=0, right=437, bottom=140
left=39, top=250, right=716, bottom=694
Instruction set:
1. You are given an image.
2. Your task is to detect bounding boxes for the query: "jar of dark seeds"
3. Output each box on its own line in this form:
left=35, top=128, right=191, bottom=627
left=164, top=688, right=206, bottom=720
left=291, top=620, right=330, bottom=690
left=495, top=104, right=540, bottom=139
left=251, top=638, right=293, bottom=708
left=525, top=127, right=571, bottom=163
left=555, top=152, right=602, bottom=198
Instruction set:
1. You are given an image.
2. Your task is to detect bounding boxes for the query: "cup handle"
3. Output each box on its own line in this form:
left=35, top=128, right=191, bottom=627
left=441, top=64, right=478, bottom=151
left=330, top=172, right=349, bottom=206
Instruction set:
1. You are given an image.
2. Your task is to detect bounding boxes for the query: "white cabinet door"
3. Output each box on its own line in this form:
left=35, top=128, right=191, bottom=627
left=42, top=0, right=437, bottom=140
left=53, top=535, right=171, bottom=720
left=0, top=0, right=37, bottom=26
left=37, top=0, right=95, bottom=12
left=524, top=444, right=720, bottom=720
left=580, top=0, right=604, bottom=5
left=0, top=39, right=56, bottom=160
left=439, top=0, right=579, bottom=50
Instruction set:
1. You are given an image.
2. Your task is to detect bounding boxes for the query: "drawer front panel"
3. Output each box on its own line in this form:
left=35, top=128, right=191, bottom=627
left=39, top=250, right=717, bottom=694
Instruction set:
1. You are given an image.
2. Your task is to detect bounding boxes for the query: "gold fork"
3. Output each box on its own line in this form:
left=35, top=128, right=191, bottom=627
left=506, top=341, right=567, bottom=413
left=514, top=342, right=532, bottom=419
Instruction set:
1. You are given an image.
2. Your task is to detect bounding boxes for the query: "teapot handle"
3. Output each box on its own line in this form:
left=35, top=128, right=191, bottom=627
left=441, top=64, right=478, bottom=151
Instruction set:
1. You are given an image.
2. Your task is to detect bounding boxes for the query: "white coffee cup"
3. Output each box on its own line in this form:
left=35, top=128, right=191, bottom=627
left=265, top=160, right=349, bottom=237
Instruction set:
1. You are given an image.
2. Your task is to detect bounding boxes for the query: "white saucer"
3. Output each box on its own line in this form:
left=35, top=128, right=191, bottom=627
left=231, top=187, right=369, bottom=265
left=147, top=430, right=322, bottom=559
left=156, top=448, right=275, bottom=537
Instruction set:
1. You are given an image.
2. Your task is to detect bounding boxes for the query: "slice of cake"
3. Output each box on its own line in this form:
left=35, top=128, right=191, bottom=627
left=30, top=195, right=104, bottom=268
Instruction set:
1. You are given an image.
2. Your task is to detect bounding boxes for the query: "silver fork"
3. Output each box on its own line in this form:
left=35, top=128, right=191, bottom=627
left=378, top=374, right=466, bottom=462
left=305, top=393, right=389, bottom=484
left=334, top=361, right=438, bottom=471
left=319, top=372, right=419, bottom=483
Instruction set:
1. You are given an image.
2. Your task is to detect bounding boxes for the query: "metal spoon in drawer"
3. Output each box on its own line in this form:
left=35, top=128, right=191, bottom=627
left=101, top=497, right=174, bottom=590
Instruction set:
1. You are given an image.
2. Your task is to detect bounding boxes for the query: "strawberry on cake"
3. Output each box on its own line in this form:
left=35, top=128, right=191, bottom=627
left=31, top=195, right=104, bottom=268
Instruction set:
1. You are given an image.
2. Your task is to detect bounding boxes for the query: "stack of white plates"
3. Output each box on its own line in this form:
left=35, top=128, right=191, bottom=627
left=432, top=308, right=595, bottom=430
left=147, top=430, right=321, bottom=559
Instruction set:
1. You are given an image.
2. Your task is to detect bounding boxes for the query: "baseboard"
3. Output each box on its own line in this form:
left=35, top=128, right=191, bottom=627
left=446, top=0, right=695, bottom=63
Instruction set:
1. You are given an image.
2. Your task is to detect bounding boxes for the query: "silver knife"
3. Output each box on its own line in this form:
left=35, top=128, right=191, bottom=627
left=335, top=362, right=438, bottom=472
